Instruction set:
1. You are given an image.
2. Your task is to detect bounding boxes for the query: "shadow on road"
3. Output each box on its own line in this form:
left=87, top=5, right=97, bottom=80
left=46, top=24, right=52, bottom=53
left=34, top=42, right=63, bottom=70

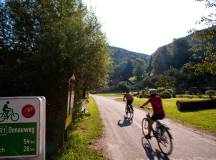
left=117, top=116, right=132, bottom=127
left=141, top=137, right=169, bottom=160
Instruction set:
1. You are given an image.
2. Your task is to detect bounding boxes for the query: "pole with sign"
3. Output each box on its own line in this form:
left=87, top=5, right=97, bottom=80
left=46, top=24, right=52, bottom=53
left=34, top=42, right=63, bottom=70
left=0, top=97, right=45, bottom=160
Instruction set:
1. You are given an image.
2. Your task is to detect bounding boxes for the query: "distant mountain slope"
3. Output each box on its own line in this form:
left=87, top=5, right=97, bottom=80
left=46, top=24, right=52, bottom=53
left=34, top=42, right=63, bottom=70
left=148, top=35, right=194, bottom=75
left=148, top=26, right=216, bottom=75
left=109, top=46, right=150, bottom=81
left=109, top=46, right=150, bottom=63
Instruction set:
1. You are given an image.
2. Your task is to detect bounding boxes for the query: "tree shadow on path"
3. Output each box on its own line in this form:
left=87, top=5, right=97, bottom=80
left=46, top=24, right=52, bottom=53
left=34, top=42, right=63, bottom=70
left=117, top=116, right=132, bottom=127
left=141, top=137, right=169, bottom=160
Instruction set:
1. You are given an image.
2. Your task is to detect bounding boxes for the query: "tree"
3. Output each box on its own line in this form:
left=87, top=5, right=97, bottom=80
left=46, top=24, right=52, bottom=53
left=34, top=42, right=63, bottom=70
left=191, top=0, right=216, bottom=75
left=0, top=0, right=111, bottom=150
left=151, top=46, right=172, bottom=74
left=122, top=60, right=133, bottom=80
left=170, top=39, right=192, bottom=69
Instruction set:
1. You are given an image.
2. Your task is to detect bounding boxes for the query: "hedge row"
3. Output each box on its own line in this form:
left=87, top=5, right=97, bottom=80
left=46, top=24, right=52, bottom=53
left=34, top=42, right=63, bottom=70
left=176, top=99, right=216, bottom=111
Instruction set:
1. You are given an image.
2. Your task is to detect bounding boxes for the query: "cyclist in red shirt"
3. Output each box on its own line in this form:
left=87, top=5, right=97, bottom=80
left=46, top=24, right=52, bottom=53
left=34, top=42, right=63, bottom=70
left=140, top=89, right=165, bottom=139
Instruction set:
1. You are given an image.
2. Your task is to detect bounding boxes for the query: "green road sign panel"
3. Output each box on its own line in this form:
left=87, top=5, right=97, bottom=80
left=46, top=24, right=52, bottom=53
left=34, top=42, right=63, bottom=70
left=0, top=123, right=37, bottom=156
left=0, top=97, right=46, bottom=159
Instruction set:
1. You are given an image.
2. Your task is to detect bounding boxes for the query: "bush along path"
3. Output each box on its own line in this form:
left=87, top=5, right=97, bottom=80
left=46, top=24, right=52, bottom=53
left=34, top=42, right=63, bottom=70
left=50, top=97, right=107, bottom=160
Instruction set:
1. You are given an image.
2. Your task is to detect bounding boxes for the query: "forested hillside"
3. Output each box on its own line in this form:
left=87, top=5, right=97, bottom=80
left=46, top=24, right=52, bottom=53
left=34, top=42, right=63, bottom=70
left=148, top=36, right=193, bottom=74
left=109, top=46, right=150, bottom=81
left=146, top=27, right=216, bottom=89
left=110, top=26, right=216, bottom=91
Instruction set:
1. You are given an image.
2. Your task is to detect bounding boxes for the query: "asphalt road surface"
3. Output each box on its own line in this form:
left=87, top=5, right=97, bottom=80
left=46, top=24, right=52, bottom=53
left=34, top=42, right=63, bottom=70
left=92, top=95, right=216, bottom=160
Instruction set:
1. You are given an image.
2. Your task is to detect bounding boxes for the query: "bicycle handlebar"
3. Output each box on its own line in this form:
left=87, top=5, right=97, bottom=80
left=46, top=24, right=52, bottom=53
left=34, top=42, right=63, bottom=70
left=140, top=105, right=151, bottom=110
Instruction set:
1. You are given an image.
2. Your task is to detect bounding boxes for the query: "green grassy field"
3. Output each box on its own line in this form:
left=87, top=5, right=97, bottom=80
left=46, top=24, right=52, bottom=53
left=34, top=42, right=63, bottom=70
left=132, top=97, right=216, bottom=135
left=53, top=97, right=106, bottom=160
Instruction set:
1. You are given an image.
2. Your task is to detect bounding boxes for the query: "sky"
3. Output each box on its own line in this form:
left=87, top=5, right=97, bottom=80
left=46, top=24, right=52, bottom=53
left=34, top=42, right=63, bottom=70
left=82, top=0, right=211, bottom=55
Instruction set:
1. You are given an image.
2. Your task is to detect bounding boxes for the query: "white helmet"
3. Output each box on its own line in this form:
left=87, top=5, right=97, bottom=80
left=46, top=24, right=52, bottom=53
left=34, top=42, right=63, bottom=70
left=149, top=89, right=157, bottom=95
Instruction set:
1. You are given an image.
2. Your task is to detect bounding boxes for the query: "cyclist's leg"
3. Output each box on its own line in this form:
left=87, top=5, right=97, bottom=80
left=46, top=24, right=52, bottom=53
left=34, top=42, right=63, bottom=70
left=151, top=114, right=165, bottom=134
left=128, top=100, right=133, bottom=112
left=146, top=114, right=158, bottom=138
left=148, top=119, right=154, bottom=135
left=125, top=103, right=128, bottom=115
left=144, top=118, right=154, bottom=139
left=130, top=102, right=134, bottom=112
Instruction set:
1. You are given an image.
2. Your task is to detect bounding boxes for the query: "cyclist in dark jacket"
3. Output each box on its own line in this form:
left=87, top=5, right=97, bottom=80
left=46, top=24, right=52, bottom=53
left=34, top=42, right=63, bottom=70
left=123, top=90, right=134, bottom=115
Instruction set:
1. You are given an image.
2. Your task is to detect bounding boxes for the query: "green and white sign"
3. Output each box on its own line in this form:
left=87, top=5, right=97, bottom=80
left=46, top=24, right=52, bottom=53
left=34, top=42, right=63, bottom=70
left=0, top=97, right=46, bottom=159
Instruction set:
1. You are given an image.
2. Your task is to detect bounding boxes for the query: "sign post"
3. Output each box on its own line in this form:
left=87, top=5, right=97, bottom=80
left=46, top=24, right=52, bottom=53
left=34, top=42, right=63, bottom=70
left=0, top=97, right=45, bottom=160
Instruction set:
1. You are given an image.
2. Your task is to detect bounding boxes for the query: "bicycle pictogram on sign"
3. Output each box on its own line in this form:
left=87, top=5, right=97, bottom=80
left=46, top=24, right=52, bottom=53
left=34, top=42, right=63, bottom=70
left=0, top=101, right=19, bottom=122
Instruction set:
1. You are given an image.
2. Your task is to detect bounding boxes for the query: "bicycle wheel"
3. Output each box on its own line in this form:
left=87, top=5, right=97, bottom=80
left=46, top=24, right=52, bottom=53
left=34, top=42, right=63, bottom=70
left=127, top=106, right=133, bottom=119
left=141, top=118, right=149, bottom=136
left=157, top=127, right=173, bottom=155
left=11, top=113, right=19, bottom=121
left=125, top=106, right=129, bottom=116
left=0, top=113, right=6, bottom=122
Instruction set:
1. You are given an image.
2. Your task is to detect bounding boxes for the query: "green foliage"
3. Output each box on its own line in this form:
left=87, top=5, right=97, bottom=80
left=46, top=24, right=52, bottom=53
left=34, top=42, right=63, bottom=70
left=138, top=89, right=150, bottom=98
left=159, top=90, right=172, bottom=98
left=188, top=0, right=216, bottom=75
left=152, top=75, right=176, bottom=88
left=157, top=87, right=173, bottom=98
left=141, top=75, right=155, bottom=88
left=205, top=90, right=216, bottom=99
left=117, top=82, right=129, bottom=91
left=109, top=46, right=149, bottom=81
left=157, top=87, right=166, bottom=93
left=133, top=58, right=146, bottom=79
left=0, top=0, right=111, bottom=152
left=190, top=27, right=216, bottom=75
left=110, top=26, right=216, bottom=90
left=147, top=32, right=216, bottom=89
left=52, top=97, right=106, bottom=160
left=121, top=60, right=133, bottom=80
left=150, top=38, right=192, bottom=74
left=176, top=99, right=216, bottom=111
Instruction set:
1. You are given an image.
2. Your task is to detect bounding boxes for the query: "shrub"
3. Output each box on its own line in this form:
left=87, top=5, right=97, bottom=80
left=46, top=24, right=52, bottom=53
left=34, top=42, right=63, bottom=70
left=205, top=90, right=216, bottom=99
left=185, top=91, right=191, bottom=95
left=168, top=89, right=176, bottom=98
left=137, top=89, right=150, bottom=98
left=160, top=90, right=172, bottom=98
left=157, top=87, right=166, bottom=93
left=176, top=99, right=216, bottom=111
left=157, top=87, right=173, bottom=98
left=117, top=82, right=129, bottom=91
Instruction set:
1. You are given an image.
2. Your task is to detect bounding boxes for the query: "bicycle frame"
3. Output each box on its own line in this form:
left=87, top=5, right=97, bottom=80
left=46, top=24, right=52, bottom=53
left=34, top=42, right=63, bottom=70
left=125, top=104, right=134, bottom=121
left=0, top=109, right=19, bottom=122
left=141, top=107, right=173, bottom=155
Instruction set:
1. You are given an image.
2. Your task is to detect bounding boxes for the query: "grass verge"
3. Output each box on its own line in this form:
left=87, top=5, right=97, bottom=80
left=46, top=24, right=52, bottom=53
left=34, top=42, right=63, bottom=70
left=52, top=97, right=106, bottom=160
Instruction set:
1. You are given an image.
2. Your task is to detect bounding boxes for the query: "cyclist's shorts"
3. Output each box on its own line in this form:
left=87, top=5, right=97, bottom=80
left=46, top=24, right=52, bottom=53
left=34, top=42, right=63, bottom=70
left=126, top=100, right=133, bottom=105
left=151, top=114, right=165, bottom=121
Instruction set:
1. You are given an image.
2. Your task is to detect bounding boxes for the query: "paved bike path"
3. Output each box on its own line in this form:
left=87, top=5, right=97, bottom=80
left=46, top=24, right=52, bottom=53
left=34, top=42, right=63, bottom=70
left=92, top=95, right=216, bottom=160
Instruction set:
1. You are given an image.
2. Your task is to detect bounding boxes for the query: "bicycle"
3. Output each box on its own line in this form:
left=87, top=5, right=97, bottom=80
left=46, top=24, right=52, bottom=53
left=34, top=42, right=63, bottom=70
left=0, top=109, right=19, bottom=122
left=125, top=104, right=134, bottom=121
left=141, top=108, right=173, bottom=155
